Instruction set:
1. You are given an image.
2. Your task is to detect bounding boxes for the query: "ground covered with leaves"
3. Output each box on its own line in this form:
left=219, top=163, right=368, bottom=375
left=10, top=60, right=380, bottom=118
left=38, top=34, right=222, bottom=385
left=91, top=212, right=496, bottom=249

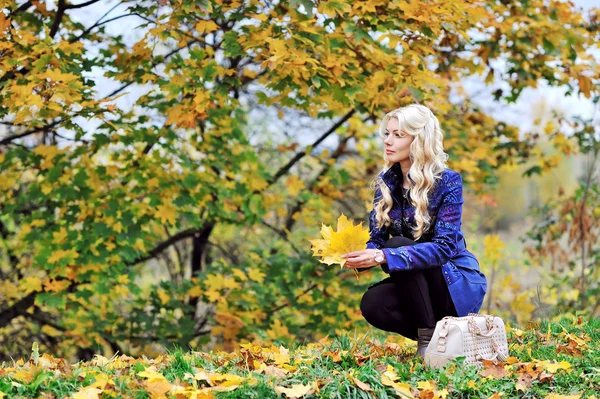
left=1, top=317, right=599, bottom=398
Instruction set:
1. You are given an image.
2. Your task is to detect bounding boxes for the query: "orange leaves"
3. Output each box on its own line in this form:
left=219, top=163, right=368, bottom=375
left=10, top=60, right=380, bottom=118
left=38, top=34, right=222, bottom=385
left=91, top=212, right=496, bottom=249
left=0, top=12, right=11, bottom=36
left=478, top=356, right=573, bottom=394
left=43, top=278, right=71, bottom=293
left=556, top=331, right=589, bottom=357
left=480, top=359, right=511, bottom=379
left=309, top=214, right=370, bottom=267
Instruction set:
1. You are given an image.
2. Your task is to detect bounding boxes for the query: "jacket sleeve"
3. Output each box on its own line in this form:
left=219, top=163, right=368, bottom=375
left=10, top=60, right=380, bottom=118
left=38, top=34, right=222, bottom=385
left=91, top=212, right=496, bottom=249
left=380, top=171, right=465, bottom=273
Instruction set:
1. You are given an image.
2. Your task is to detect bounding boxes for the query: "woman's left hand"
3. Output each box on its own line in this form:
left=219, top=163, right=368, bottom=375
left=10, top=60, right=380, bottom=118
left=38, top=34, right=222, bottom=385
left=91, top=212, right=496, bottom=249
left=342, top=249, right=381, bottom=269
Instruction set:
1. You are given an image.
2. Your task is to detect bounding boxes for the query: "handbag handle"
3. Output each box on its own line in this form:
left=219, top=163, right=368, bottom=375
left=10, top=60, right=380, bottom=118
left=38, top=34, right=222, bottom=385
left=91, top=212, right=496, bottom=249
left=476, top=349, right=508, bottom=363
left=476, top=352, right=499, bottom=362
left=473, top=325, right=497, bottom=338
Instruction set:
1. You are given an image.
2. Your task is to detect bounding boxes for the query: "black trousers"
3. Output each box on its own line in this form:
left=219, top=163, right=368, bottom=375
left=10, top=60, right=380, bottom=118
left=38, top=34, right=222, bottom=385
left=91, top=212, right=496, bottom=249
left=360, top=236, right=458, bottom=341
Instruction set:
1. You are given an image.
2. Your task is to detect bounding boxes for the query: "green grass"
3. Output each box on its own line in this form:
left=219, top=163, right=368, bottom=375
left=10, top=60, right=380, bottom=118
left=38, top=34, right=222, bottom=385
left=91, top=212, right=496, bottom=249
left=1, top=317, right=600, bottom=398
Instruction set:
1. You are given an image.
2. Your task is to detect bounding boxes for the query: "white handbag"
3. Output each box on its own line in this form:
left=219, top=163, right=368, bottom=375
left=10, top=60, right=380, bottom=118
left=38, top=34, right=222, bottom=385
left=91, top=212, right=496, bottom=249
left=424, top=313, right=509, bottom=369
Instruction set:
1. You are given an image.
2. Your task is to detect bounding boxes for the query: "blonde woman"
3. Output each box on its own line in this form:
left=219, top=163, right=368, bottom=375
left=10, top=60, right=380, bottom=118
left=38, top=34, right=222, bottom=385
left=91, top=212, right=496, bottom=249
left=342, top=104, right=487, bottom=358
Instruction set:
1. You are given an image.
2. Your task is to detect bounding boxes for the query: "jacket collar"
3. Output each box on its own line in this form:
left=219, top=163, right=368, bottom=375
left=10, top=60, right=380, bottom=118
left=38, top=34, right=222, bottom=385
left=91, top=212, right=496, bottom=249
left=381, top=163, right=409, bottom=192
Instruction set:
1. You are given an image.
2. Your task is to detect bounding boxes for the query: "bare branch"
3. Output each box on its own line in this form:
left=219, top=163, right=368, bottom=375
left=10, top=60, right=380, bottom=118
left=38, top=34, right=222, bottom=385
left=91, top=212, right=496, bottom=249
left=70, top=13, right=138, bottom=43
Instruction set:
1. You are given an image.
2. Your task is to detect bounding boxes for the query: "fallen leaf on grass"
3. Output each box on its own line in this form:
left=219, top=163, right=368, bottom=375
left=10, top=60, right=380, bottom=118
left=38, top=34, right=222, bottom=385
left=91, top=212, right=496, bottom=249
left=480, top=360, right=509, bottom=379
left=544, top=360, right=571, bottom=373
left=381, top=374, right=413, bottom=398
left=71, top=387, right=102, bottom=399
left=274, top=383, right=314, bottom=398
left=349, top=375, right=373, bottom=392
left=254, top=364, right=288, bottom=378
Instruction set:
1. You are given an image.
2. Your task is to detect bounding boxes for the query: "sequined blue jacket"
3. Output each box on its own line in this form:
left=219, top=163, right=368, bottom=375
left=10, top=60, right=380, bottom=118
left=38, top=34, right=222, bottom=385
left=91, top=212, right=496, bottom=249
left=365, top=163, right=487, bottom=317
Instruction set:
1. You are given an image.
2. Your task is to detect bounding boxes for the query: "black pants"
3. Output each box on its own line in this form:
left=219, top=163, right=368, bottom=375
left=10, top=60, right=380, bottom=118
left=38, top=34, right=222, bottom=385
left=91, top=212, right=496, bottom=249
left=360, top=236, right=458, bottom=341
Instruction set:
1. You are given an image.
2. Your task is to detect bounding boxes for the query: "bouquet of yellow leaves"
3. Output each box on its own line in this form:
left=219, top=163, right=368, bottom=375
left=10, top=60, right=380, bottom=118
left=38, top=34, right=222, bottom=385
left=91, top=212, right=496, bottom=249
left=308, top=214, right=370, bottom=268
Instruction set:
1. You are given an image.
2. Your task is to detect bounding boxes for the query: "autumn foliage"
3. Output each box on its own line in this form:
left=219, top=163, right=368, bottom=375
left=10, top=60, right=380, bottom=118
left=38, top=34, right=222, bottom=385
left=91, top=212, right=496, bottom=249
left=0, top=0, right=599, bottom=367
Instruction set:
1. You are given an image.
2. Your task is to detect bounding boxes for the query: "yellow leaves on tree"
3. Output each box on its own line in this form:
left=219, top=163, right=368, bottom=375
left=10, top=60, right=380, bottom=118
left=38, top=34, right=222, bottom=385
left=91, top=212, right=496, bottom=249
left=156, top=203, right=177, bottom=225
left=483, top=234, right=505, bottom=263
left=308, top=214, right=370, bottom=267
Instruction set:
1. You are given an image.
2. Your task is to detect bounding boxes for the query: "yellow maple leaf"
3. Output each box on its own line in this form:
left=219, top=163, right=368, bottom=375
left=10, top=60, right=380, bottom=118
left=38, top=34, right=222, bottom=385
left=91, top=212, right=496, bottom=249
left=285, top=175, right=305, bottom=197
left=156, top=203, right=176, bottom=225
left=248, top=268, right=266, bottom=283
left=19, top=276, right=43, bottom=294
left=195, top=20, right=219, bottom=34
left=266, top=319, right=290, bottom=341
left=544, top=360, right=571, bottom=373
left=381, top=373, right=413, bottom=397
left=309, top=214, right=370, bottom=267
left=138, top=367, right=173, bottom=398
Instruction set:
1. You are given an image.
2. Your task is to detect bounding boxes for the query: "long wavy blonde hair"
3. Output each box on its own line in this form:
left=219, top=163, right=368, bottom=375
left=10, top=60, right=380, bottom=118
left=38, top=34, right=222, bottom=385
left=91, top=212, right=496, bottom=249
left=372, top=104, right=449, bottom=240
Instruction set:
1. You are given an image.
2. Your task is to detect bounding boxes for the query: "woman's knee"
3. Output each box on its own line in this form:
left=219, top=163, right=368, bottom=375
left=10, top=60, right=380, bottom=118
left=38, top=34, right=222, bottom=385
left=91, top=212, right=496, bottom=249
left=359, top=289, right=377, bottom=321
left=384, top=236, right=415, bottom=248
left=360, top=286, right=389, bottom=325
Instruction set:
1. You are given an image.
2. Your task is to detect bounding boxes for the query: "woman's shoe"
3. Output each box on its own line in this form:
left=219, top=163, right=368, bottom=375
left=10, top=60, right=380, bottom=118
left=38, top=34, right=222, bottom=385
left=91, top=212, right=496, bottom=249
left=417, top=327, right=435, bottom=358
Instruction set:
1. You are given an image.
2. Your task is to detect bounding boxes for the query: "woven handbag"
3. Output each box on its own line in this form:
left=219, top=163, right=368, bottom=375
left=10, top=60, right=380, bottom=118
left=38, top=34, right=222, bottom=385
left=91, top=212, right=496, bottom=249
left=424, top=313, right=509, bottom=369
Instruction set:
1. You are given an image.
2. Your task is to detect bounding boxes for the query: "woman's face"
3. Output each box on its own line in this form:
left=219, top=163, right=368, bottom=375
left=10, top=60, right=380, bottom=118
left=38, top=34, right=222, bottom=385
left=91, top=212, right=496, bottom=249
left=383, top=116, right=414, bottom=164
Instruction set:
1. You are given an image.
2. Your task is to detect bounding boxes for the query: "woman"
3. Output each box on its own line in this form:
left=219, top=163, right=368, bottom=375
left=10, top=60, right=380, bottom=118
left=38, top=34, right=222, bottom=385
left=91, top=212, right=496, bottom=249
left=342, top=104, right=487, bottom=358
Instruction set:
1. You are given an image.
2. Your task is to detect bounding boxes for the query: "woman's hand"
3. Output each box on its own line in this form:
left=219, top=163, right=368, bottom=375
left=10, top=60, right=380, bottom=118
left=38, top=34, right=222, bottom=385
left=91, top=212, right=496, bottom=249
left=342, top=249, right=383, bottom=269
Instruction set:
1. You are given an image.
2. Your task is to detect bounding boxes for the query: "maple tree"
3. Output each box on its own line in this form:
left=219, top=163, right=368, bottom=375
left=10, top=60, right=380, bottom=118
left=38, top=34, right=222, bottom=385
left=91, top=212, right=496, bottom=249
left=0, top=0, right=598, bottom=361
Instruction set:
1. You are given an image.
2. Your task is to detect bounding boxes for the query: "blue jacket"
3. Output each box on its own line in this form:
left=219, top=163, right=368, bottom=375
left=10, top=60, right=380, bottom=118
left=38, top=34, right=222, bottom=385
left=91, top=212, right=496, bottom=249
left=365, top=163, right=487, bottom=316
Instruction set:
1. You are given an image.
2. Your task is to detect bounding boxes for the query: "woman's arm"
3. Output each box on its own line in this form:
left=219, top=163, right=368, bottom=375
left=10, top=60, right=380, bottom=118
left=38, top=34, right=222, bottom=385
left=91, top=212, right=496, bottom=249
left=380, top=170, right=465, bottom=273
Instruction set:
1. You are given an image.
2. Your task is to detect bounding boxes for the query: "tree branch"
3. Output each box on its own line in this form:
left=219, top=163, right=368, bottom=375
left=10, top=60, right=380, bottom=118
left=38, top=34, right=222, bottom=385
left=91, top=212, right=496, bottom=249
left=10, top=0, right=33, bottom=16
left=125, top=227, right=207, bottom=267
left=49, top=0, right=67, bottom=38
left=269, top=268, right=347, bottom=314
left=267, top=109, right=356, bottom=187
left=103, top=37, right=201, bottom=99
left=0, top=292, right=37, bottom=328
left=65, top=0, right=103, bottom=9
left=69, top=13, right=137, bottom=43
left=284, top=135, right=352, bottom=232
